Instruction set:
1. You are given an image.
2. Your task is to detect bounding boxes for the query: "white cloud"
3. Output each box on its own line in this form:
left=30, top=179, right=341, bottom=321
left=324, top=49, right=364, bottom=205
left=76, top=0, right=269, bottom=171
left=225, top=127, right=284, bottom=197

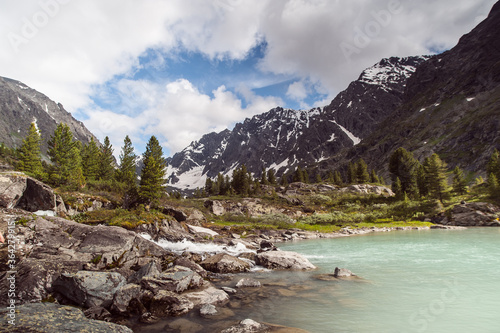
left=0, top=0, right=496, bottom=156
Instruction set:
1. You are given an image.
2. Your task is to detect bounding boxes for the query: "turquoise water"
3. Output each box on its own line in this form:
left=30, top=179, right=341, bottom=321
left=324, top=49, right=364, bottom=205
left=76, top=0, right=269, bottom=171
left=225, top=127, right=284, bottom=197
left=265, top=228, right=500, bottom=333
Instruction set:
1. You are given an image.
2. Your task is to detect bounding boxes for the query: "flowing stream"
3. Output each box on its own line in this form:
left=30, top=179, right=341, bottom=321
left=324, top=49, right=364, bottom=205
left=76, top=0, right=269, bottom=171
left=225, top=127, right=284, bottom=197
left=133, top=228, right=500, bottom=333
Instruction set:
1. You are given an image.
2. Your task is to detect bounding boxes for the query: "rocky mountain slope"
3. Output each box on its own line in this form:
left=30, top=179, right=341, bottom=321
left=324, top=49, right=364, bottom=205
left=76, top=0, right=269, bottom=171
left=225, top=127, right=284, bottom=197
left=337, top=1, right=500, bottom=176
left=0, top=76, right=97, bottom=156
left=166, top=56, right=428, bottom=190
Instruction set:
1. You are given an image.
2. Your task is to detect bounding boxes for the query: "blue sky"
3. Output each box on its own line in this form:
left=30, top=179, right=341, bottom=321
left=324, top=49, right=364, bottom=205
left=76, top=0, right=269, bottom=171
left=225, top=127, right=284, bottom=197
left=0, top=0, right=496, bottom=157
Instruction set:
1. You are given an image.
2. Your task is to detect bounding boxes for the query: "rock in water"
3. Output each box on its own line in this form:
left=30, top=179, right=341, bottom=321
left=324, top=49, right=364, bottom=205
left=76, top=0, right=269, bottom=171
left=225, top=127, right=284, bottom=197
left=257, top=250, right=316, bottom=270
left=333, top=267, right=355, bottom=278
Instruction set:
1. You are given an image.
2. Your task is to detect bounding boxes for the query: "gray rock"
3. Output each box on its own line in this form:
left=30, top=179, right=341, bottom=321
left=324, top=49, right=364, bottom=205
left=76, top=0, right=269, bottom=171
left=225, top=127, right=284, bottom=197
left=0, top=173, right=26, bottom=209
left=111, top=283, right=142, bottom=314
left=257, top=250, right=316, bottom=270
left=205, top=199, right=226, bottom=216
left=221, top=319, right=270, bottom=333
left=128, top=260, right=161, bottom=284
left=53, top=271, right=126, bottom=308
left=446, top=202, right=500, bottom=226
left=222, top=286, right=237, bottom=294
left=150, top=290, right=194, bottom=317
left=333, top=267, right=356, bottom=278
left=200, top=253, right=250, bottom=273
left=185, top=286, right=229, bottom=307
left=200, top=304, right=218, bottom=316
left=162, top=205, right=188, bottom=221
left=0, top=302, right=133, bottom=333
left=174, top=257, right=208, bottom=278
left=141, top=266, right=204, bottom=294
left=16, top=177, right=56, bottom=212
left=236, top=278, right=261, bottom=288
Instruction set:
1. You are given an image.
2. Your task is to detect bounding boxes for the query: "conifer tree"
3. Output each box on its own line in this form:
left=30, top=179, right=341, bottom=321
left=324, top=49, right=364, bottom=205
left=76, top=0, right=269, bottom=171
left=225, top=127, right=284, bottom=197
left=47, top=123, right=85, bottom=187
left=116, top=135, right=137, bottom=188
left=370, top=170, right=380, bottom=184
left=293, top=166, right=305, bottom=183
left=487, top=149, right=500, bottom=184
left=327, top=171, right=335, bottom=183
left=356, top=159, right=370, bottom=183
left=389, top=147, right=419, bottom=197
left=303, top=169, right=309, bottom=183
left=424, top=153, right=450, bottom=203
left=17, top=122, right=43, bottom=178
left=205, top=178, right=214, bottom=196
left=267, top=169, right=277, bottom=185
left=315, top=173, right=322, bottom=183
left=488, top=173, right=499, bottom=197
left=392, top=177, right=403, bottom=199
left=139, top=136, right=166, bottom=206
left=281, top=175, right=289, bottom=186
left=347, top=162, right=356, bottom=184
left=231, top=165, right=250, bottom=195
left=334, top=170, right=343, bottom=186
left=81, top=137, right=100, bottom=181
left=416, top=164, right=428, bottom=198
left=260, top=167, right=269, bottom=185
left=452, top=166, right=467, bottom=195
left=98, top=136, right=115, bottom=181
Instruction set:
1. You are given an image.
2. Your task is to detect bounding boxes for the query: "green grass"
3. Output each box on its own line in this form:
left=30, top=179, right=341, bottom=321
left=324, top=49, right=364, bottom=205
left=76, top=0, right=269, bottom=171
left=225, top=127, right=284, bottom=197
left=73, top=207, right=171, bottom=229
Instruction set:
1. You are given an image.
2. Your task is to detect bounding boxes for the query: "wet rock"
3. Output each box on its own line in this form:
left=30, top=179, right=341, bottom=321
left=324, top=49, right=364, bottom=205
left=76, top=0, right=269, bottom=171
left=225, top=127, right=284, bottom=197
left=236, top=278, right=261, bottom=288
left=157, top=219, right=194, bottom=242
left=0, top=302, right=133, bottom=333
left=200, top=303, right=218, bottom=316
left=257, top=250, right=316, bottom=270
left=141, top=266, right=204, bottom=294
left=0, top=173, right=27, bottom=209
left=174, top=257, right=208, bottom=278
left=201, top=253, right=251, bottom=274
left=111, top=283, right=142, bottom=314
left=333, top=267, right=356, bottom=278
left=222, top=286, right=237, bottom=294
left=221, top=319, right=270, bottom=333
left=188, top=224, right=219, bottom=237
left=53, top=271, right=126, bottom=308
left=185, top=286, right=229, bottom=307
left=150, top=290, right=194, bottom=317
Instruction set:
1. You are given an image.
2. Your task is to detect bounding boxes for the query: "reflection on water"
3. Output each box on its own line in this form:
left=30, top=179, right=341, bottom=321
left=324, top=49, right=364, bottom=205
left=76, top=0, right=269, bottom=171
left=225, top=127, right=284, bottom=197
left=132, top=228, right=500, bottom=333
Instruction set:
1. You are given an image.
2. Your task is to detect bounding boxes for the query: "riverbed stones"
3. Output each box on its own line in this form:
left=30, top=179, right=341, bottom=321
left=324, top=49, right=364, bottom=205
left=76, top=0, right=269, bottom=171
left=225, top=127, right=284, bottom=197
left=150, top=290, right=194, bottom=317
left=333, top=267, right=356, bottom=278
left=185, top=286, right=230, bottom=307
left=201, top=253, right=251, bottom=273
left=236, top=278, right=262, bottom=288
left=111, top=283, right=142, bottom=314
left=53, top=271, right=126, bottom=308
left=0, top=302, right=133, bottom=333
left=257, top=250, right=316, bottom=270
left=140, top=266, right=204, bottom=294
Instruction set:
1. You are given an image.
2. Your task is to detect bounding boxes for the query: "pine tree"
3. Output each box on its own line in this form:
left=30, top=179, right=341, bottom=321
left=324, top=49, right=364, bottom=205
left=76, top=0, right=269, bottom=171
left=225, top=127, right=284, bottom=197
left=205, top=178, right=214, bottom=196
left=488, top=173, right=499, bottom=197
left=334, top=171, right=343, bottom=186
left=267, top=169, right=277, bottom=185
left=315, top=173, right=322, bottom=183
left=303, top=169, right=309, bottom=183
left=424, top=153, right=450, bottom=203
left=81, top=137, right=100, bottom=181
left=452, top=166, right=467, bottom=195
left=260, top=167, right=269, bottom=185
left=327, top=171, right=335, bottom=183
left=347, top=162, right=356, bottom=184
left=98, top=136, right=115, bottom=181
left=116, top=135, right=137, bottom=188
left=388, top=147, right=419, bottom=198
left=17, top=122, right=43, bottom=178
left=487, top=149, right=500, bottom=184
left=416, top=164, right=428, bottom=198
left=139, top=136, right=166, bottom=206
left=392, top=177, right=403, bottom=199
left=356, top=159, right=370, bottom=183
left=370, top=170, right=380, bottom=184
left=281, top=175, right=289, bottom=186
left=47, top=123, right=85, bottom=187
left=293, top=166, right=305, bottom=183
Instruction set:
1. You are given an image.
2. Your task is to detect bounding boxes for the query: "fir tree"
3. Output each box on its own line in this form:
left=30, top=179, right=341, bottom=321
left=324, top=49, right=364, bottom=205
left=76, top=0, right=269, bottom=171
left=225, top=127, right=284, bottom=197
left=416, top=164, right=428, bottom=198
left=327, top=171, right=334, bottom=183
left=139, top=136, right=166, bottom=206
left=334, top=171, right=343, bottom=186
left=392, top=177, right=403, bottom=199
left=487, top=149, right=500, bottom=183
left=98, top=136, right=115, bottom=181
left=116, top=135, right=137, bottom=188
left=205, top=178, right=214, bottom=196
left=488, top=173, right=499, bottom=197
left=267, top=169, right=277, bottom=185
left=347, top=162, right=356, bottom=184
left=356, top=159, right=370, bottom=183
left=389, top=147, right=419, bottom=198
left=424, top=153, right=450, bottom=203
left=17, top=122, right=43, bottom=178
left=293, top=166, right=305, bottom=183
left=452, top=166, right=467, bottom=195
left=315, top=173, right=322, bottom=183
left=370, top=170, right=380, bottom=184
left=47, top=123, right=85, bottom=187
left=303, top=169, right=309, bottom=183
left=81, top=137, right=100, bottom=181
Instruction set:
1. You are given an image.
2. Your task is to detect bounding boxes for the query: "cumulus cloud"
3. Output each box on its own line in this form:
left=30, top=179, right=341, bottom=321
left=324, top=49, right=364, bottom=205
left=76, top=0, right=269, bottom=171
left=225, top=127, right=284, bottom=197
left=0, top=0, right=496, bottom=156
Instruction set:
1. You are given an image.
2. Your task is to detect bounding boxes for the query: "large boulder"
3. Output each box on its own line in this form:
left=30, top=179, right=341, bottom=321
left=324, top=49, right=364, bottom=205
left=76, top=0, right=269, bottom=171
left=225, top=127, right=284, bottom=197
left=0, top=173, right=26, bottom=209
left=339, top=184, right=394, bottom=197
left=200, top=253, right=250, bottom=273
left=257, top=250, right=316, bottom=270
left=141, top=266, right=204, bottom=294
left=16, top=177, right=56, bottom=212
left=185, top=286, right=229, bottom=307
left=150, top=290, right=194, bottom=317
left=0, top=302, right=133, bottom=333
left=205, top=200, right=226, bottom=216
left=53, top=271, right=126, bottom=308
left=111, top=283, right=142, bottom=314
left=442, top=202, right=500, bottom=226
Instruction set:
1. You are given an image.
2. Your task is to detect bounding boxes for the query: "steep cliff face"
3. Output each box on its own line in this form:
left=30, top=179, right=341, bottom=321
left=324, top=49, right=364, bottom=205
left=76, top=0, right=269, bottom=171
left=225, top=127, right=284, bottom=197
left=0, top=76, right=97, bottom=156
left=343, top=1, right=500, bottom=175
left=166, top=56, right=428, bottom=190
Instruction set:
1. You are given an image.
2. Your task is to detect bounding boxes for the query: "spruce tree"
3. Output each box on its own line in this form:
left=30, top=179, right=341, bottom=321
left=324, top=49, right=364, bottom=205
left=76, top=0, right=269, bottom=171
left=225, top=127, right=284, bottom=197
left=388, top=147, right=419, bottom=198
left=293, top=166, right=305, bottom=183
left=392, top=177, right=403, bottom=199
left=47, top=123, right=85, bottom=187
left=487, top=149, right=500, bottom=184
left=267, top=169, right=277, bottom=185
left=205, top=178, right=214, bottom=196
left=81, top=137, right=100, bottom=181
left=260, top=167, right=269, bottom=185
left=416, top=164, right=428, bottom=198
left=327, top=171, right=335, bottom=183
left=231, top=165, right=250, bottom=195
left=370, top=170, right=380, bottom=184
left=424, top=153, right=450, bottom=203
left=452, top=166, right=467, bottom=195
left=17, top=122, right=43, bottom=178
left=356, top=159, right=370, bottom=183
left=98, top=136, right=115, bottom=181
left=315, top=173, right=322, bottom=183
left=334, top=171, right=343, bottom=186
left=347, top=162, right=356, bottom=184
left=488, top=173, right=499, bottom=197
left=116, top=135, right=137, bottom=188
left=303, top=169, right=309, bottom=183
left=139, top=136, right=166, bottom=206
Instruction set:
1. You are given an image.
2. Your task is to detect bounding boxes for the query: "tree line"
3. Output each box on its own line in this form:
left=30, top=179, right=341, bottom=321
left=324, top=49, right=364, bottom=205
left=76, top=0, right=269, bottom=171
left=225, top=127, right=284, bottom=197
left=11, top=122, right=167, bottom=207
